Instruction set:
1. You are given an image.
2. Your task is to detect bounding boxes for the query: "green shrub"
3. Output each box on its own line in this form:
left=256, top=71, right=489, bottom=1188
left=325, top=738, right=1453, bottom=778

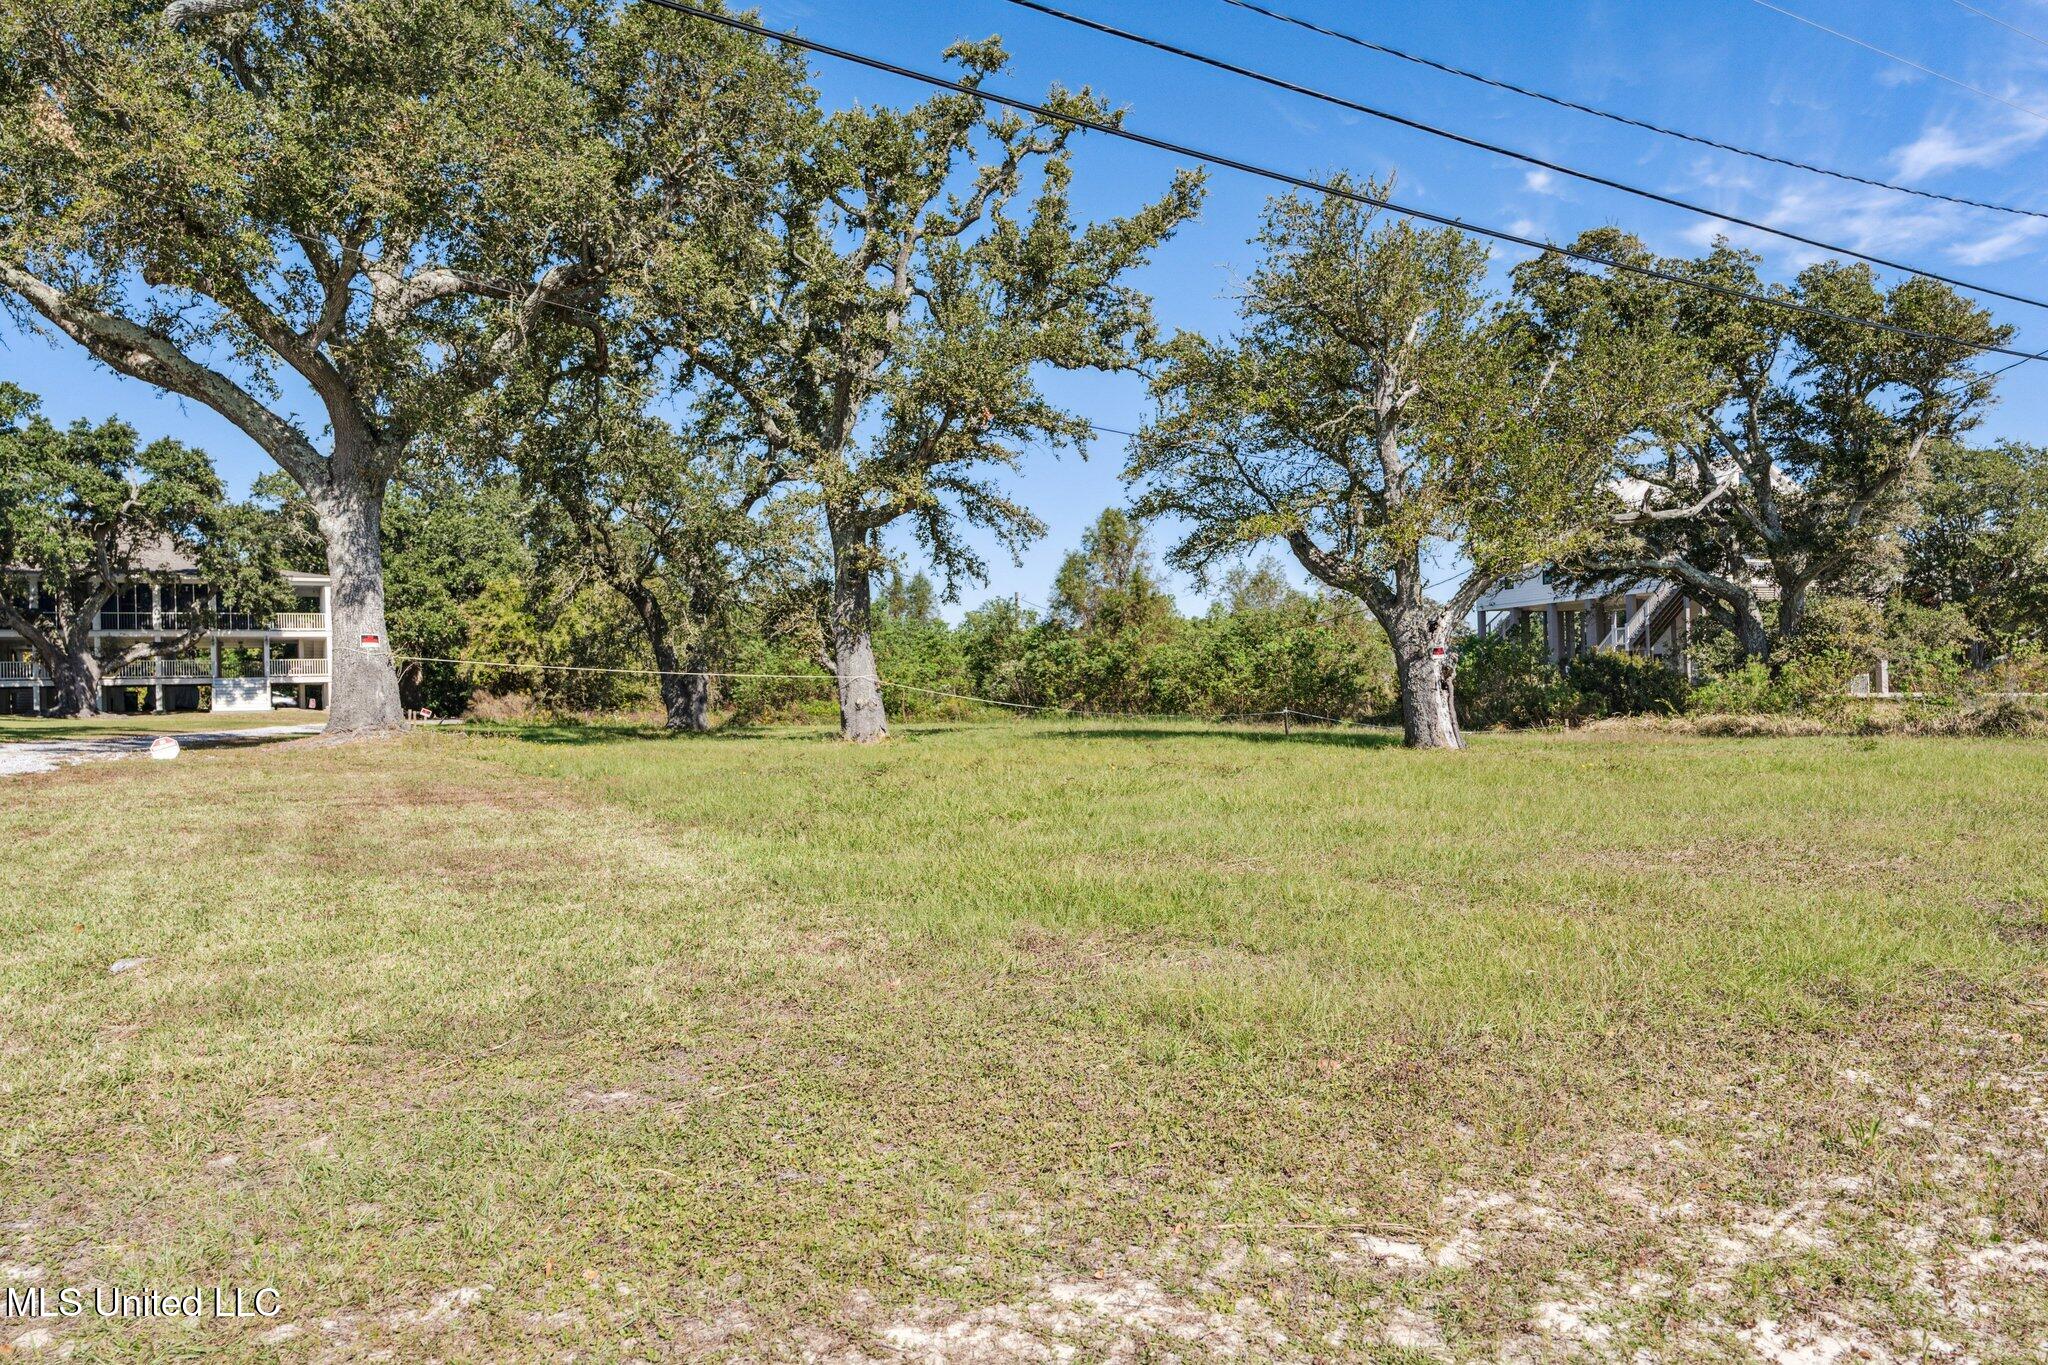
left=1568, top=650, right=1691, bottom=716
left=1456, top=633, right=1587, bottom=729
left=1688, top=660, right=1789, bottom=715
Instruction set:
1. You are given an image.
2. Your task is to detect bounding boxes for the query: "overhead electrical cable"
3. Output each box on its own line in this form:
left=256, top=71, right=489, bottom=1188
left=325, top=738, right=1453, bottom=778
left=1747, top=0, right=2048, bottom=126
left=1946, top=0, right=2048, bottom=53
left=635, top=0, right=2048, bottom=365
left=993, top=0, right=2048, bottom=314
left=1218, top=0, right=2048, bottom=221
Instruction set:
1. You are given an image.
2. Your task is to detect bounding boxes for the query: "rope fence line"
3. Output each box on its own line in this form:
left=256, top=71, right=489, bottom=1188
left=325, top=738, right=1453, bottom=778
left=392, top=653, right=1389, bottom=730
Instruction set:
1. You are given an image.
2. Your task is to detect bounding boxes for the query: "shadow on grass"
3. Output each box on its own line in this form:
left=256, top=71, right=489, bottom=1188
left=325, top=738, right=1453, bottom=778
left=453, top=721, right=810, bottom=747
left=449, top=717, right=1411, bottom=750
left=1028, top=723, right=1406, bottom=750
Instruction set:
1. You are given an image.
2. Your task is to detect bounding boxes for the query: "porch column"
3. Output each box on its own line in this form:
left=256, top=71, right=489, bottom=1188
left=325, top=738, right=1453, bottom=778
left=262, top=637, right=272, bottom=693
left=1544, top=604, right=1562, bottom=663
left=1875, top=657, right=1891, bottom=695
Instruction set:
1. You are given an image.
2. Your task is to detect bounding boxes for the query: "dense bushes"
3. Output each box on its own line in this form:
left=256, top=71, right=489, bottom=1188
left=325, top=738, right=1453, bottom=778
left=719, top=589, right=1399, bottom=724
left=1456, top=634, right=1692, bottom=730
left=1456, top=634, right=1588, bottom=729
left=1569, top=649, right=1692, bottom=716
left=1452, top=591, right=2035, bottom=734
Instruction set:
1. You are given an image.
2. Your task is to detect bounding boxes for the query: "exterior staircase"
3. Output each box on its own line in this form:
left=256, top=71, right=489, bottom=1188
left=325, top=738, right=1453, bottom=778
left=1597, top=581, right=1687, bottom=654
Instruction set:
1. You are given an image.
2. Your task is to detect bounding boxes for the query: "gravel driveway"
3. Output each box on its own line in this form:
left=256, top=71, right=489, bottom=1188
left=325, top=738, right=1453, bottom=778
left=0, top=724, right=324, bottom=777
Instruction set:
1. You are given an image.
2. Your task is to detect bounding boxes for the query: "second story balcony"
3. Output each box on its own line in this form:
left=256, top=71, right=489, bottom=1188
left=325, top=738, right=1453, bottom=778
left=268, top=658, right=331, bottom=679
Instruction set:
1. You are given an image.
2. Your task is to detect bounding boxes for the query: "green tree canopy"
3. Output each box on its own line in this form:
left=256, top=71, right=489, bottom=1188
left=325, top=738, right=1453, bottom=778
left=1049, top=507, right=1173, bottom=637
left=506, top=381, right=820, bottom=731
left=0, top=0, right=804, bottom=732
left=0, top=397, right=286, bottom=715
left=1132, top=192, right=1686, bottom=747
left=662, top=38, right=1202, bottom=740
left=1904, top=441, right=2048, bottom=652
left=1576, top=241, right=2008, bottom=665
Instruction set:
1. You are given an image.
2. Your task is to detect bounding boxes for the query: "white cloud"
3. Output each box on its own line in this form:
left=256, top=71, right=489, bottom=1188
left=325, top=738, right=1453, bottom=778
left=1266, top=99, right=1321, bottom=138
left=1675, top=174, right=2048, bottom=275
left=1892, top=117, right=2048, bottom=179
left=1949, top=216, right=2048, bottom=266
left=1523, top=169, right=1562, bottom=196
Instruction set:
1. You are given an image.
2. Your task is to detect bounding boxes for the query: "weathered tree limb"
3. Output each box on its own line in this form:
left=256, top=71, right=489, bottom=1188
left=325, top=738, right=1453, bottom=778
left=1, top=263, right=326, bottom=487
left=162, top=0, right=263, bottom=29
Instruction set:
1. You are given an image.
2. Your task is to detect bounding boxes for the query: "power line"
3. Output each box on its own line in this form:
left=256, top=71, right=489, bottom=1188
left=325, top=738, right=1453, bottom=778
left=1947, top=0, right=2048, bottom=53
left=1218, top=0, right=2048, bottom=222
left=639, top=0, right=2048, bottom=364
left=1747, top=0, right=2048, bottom=126
left=995, top=0, right=2048, bottom=315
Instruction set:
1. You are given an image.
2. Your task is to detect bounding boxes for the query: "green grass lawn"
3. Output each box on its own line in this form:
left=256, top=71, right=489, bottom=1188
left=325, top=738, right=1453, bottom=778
left=3, top=720, right=2044, bottom=1360
left=0, top=711, right=322, bottom=743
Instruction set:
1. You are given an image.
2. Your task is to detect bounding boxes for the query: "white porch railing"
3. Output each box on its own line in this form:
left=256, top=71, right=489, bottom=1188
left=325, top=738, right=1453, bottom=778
left=0, top=660, right=45, bottom=682
left=96, top=657, right=329, bottom=681
left=274, top=612, right=326, bottom=631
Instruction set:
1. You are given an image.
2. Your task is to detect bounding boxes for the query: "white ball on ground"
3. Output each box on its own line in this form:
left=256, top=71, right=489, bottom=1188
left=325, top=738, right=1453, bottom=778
left=149, top=736, right=181, bottom=761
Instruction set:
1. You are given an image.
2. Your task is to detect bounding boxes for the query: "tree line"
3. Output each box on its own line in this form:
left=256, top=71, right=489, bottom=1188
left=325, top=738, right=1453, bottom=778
left=2, top=0, right=2038, bottom=748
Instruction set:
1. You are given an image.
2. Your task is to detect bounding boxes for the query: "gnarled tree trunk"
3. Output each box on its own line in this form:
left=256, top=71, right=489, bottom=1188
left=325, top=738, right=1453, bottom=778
left=652, top=636, right=713, bottom=734
left=662, top=666, right=713, bottom=733
left=829, top=534, right=886, bottom=743
left=47, top=645, right=104, bottom=719
left=1391, top=611, right=1464, bottom=750
left=625, top=586, right=714, bottom=733
left=312, top=483, right=405, bottom=735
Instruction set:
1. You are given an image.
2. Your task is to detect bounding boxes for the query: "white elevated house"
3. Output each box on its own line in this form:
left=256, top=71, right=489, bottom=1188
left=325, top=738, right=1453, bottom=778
left=0, top=549, right=332, bottom=716
left=1473, top=571, right=1704, bottom=675
left=1471, top=474, right=1724, bottom=678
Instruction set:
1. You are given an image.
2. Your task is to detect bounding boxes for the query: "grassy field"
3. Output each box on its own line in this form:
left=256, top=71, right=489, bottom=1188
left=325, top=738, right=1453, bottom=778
left=0, top=711, right=323, bottom=743
left=3, top=720, right=2045, bottom=1361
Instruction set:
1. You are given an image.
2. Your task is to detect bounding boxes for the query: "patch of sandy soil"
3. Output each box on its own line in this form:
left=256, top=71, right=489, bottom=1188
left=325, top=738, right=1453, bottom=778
left=877, top=1273, right=1286, bottom=1363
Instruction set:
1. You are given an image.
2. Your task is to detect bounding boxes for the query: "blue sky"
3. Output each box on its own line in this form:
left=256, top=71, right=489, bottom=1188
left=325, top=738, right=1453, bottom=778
left=7, top=0, right=2048, bottom=617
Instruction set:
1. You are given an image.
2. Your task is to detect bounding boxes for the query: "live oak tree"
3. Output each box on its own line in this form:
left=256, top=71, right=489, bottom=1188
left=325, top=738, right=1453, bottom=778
left=1582, top=242, right=2008, bottom=667
left=1904, top=441, right=2048, bottom=653
left=511, top=383, right=819, bottom=732
left=0, top=0, right=797, bottom=733
left=0, top=397, right=287, bottom=716
left=1132, top=194, right=1685, bottom=749
left=666, top=39, right=1201, bottom=741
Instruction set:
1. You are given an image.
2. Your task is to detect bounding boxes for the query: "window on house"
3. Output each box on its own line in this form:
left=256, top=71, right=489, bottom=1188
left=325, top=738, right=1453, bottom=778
left=161, top=583, right=205, bottom=629
left=98, top=585, right=153, bottom=630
